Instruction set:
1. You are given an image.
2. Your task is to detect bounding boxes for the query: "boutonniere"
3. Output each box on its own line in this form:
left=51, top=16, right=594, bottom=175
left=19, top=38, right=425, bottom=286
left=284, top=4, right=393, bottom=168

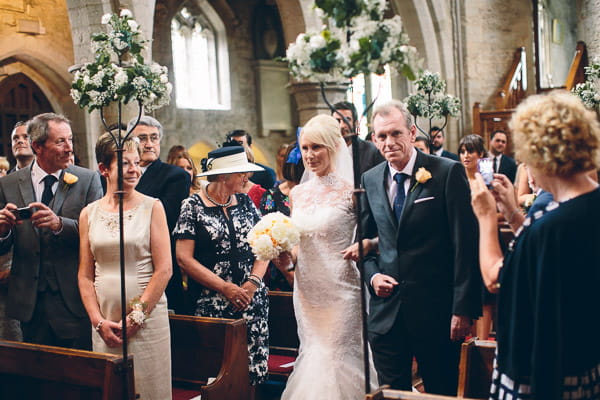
left=63, top=172, right=79, bottom=187
left=410, top=167, right=432, bottom=192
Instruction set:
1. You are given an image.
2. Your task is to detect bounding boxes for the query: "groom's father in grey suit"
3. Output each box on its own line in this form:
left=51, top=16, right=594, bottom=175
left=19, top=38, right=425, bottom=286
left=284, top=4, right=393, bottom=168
left=361, top=100, right=481, bottom=395
left=0, top=113, right=102, bottom=349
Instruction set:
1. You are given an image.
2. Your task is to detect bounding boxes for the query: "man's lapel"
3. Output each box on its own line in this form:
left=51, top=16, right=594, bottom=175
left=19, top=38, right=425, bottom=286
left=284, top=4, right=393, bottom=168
left=51, top=169, right=68, bottom=212
left=136, top=159, right=159, bottom=193
left=397, top=151, right=429, bottom=232
left=379, top=165, right=397, bottom=228
left=19, top=165, right=36, bottom=206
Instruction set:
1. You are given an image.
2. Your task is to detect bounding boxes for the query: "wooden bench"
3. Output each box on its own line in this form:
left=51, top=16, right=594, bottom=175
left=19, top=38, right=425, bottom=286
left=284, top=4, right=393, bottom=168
left=366, top=386, right=480, bottom=400
left=0, top=340, right=134, bottom=400
left=267, top=290, right=299, bottom=381
left=169, top=314, right=252, bottom=400
left=456, top=338, right=496, bottom=399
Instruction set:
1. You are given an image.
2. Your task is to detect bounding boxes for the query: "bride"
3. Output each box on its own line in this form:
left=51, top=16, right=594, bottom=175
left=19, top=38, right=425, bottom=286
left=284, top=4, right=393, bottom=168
left=278, top=114, right=378, bottom=399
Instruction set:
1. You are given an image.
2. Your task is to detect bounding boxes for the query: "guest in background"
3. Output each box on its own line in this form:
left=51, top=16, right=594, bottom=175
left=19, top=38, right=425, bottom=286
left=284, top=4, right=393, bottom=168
left=0, top=156, right=20, bottom=341
left=457, top=134, right=493, bottom=340
left=223, top=140, right=265, bottom=207
left=0, top=157, right=9, bottom=177
left=79, top=131, right=172, bottom=400
left=128, top=116, right=190, bottom=314
left=414, top=135, right=431, bottom=154
left=174, top=146, right=269, bottom=386
left=9, top=121, right=34, bottom=173
left=458, top=134, right=486, bottom=181
left=488, top=130, right=517, bottom=182
left=167, top=145, right=202, bottom=195
left=430, top=126, right=459, bottom=161
left=331, top=101, right=385, bottom=175
left=471, top=90, right=600, bottom=399
left=259, top=142, right=304, bottom=290
left=275, top=143, right=290, bottom=185
left=226, top=129, right=276, bottom=190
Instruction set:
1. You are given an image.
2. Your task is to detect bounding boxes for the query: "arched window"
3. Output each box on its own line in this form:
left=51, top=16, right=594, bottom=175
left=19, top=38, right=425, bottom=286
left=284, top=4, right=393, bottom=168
left=171, top=4, right=230, bottom=110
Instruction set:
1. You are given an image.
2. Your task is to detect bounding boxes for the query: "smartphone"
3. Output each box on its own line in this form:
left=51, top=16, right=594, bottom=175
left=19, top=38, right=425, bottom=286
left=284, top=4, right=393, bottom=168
left=11, top=207, right=33, bottom=221
left=477, top=158, right=494, bottom=189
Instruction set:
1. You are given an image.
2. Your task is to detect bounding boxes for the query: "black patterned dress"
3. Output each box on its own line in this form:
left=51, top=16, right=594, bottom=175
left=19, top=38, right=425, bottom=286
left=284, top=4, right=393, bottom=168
left=173, top=193, right=269, bottom=385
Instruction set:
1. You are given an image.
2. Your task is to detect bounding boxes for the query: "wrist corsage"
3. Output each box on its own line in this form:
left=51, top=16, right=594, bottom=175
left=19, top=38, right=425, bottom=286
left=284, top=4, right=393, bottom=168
left=128, top=297, right=148, bottom=327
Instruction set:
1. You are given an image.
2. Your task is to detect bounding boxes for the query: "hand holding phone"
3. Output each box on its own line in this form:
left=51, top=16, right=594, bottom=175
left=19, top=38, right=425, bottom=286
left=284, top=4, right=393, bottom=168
left=477, top=158, right=494, bottom=189
left=11, top=207, right=33, bottom=221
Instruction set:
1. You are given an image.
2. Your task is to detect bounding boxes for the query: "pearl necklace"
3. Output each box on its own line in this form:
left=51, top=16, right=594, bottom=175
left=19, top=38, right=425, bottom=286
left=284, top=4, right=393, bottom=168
left=205, top=184, right=233, bottom=207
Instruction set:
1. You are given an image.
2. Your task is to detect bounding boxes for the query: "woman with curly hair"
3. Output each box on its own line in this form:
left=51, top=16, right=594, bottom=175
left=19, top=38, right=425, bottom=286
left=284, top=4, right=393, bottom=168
left=470, top=90, right=600, bottom=399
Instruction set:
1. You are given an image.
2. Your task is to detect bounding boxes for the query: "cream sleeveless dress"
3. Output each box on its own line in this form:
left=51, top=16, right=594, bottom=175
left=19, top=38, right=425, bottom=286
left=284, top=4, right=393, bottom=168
left=87, top=195, right=171, bottom=400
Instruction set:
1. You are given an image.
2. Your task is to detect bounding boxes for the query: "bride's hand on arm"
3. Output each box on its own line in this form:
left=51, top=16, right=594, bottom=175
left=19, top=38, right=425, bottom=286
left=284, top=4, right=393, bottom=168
left=341, top=238, right=379, bottom=261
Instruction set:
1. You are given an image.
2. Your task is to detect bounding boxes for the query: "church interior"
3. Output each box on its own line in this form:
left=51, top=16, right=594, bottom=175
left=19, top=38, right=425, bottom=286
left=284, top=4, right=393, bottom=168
left=0, top=1, right=598, bottom=400
left=0, top=0, right=597, bottom=170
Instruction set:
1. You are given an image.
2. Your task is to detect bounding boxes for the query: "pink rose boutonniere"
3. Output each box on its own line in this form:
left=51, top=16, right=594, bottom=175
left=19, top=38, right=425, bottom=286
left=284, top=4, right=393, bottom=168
left=63, top=172, right=79, bottom=188
left=410, top=167, right=432, bottom=192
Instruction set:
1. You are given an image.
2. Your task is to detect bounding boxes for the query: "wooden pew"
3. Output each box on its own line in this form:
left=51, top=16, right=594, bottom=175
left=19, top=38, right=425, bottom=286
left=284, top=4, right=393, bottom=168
left=366, top=386, right=480, bottom=400
left=267, top=290, right=299, bottom=381
left=169, top=314, right=252, bottom=400
left=0, top=340, right=134, bottom=400
left=456, top=338, right=496, bottom=399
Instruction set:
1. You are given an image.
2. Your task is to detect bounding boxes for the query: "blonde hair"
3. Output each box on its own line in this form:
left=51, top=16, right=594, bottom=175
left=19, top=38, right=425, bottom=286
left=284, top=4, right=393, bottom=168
left=510, top=90, right=600, bottom=177
left=0, top=156, right=9, bottom=171
left=300, top=114, right=341, bottom=164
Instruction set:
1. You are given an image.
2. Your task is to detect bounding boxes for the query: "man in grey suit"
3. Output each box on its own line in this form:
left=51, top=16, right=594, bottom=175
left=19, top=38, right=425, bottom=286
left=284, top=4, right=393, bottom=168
left=0, top=113, right=103, bottom=349
left=361, top=100, right=481, bottom=395
left=332, top=101, right=385, bottom=175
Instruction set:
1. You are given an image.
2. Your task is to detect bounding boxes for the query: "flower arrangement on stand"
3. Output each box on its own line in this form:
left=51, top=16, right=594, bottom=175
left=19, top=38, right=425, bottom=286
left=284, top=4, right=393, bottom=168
left=286, top=0, right=419, bottom=82
left=573, top=58, right=600, bottom=112
left=69, top=10, right=172, bottom=399
left=404, top=70, right=461, bottom=138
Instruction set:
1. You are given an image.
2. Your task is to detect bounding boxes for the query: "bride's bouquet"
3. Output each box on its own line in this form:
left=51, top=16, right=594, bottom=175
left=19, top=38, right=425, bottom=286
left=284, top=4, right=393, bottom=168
left=247, top=212, right=300, bottom=261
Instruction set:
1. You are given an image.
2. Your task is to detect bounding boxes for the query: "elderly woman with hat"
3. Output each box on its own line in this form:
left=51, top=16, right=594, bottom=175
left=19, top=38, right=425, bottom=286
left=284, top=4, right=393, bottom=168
left=174, top=146, right=269, bottom=386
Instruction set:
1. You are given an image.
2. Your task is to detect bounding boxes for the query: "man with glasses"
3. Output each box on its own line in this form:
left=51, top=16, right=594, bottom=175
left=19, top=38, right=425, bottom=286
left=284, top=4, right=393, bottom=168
left=127, top=116, right=191, bottom=314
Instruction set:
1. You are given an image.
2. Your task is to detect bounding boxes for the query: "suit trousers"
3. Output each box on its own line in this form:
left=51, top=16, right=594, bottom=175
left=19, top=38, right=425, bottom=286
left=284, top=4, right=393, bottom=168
left=21, top=290, right=91, bottom=350
left=369, top=306, right=461, bottom=395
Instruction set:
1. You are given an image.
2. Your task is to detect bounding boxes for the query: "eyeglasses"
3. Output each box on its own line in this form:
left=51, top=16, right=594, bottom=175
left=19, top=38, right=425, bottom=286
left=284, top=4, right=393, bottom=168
left=137, top=134, right=160, bottom=143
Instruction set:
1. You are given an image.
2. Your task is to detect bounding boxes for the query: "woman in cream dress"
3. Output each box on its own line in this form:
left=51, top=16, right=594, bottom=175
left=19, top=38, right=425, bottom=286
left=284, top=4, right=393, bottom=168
left=79, top=132, right=172, bottom=400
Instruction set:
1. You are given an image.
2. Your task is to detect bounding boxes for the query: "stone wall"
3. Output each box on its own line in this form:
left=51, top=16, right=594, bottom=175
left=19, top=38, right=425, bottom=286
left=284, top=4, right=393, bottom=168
left=578, top=0, right=600, bottom=59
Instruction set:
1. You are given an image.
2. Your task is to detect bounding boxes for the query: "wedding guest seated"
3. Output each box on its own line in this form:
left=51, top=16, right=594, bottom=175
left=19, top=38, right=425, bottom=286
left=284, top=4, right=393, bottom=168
left=174, top=146, right=270, bottom=387
left=470, top=90, right=600, bottom=399
left=259, top=142, right=305, bottom=290
left=78, top=131, right=173, bottom=400
left=167, top=145, right=202, bottom=195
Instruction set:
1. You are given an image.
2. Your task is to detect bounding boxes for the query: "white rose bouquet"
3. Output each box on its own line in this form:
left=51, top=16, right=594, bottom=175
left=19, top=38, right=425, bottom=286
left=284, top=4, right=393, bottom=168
left=247, top=212, right=300, bottom=261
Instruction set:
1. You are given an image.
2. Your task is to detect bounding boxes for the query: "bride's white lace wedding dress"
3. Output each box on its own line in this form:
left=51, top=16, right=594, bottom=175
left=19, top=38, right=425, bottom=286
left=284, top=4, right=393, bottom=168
left=281, top=172, right=378, bottom=400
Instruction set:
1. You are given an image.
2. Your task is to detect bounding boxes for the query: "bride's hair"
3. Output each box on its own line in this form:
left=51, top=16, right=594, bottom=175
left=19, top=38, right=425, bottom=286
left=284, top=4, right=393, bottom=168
left=300, top=114, right=341, bottom=164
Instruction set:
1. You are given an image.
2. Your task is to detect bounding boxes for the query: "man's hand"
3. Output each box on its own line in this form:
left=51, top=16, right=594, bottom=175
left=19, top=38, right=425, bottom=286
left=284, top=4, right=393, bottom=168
left=372, top=274, right=398, bottom=298
left=0, top=203, right=19, bottom=237
left=450, top=315, right=472, bottom=341
left=29, top=202, right=62, bottom=232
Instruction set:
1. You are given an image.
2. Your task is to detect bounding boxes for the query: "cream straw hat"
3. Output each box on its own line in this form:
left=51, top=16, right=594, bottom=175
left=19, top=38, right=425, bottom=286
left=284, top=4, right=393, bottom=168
left=198, top=146, right=264, bottom=177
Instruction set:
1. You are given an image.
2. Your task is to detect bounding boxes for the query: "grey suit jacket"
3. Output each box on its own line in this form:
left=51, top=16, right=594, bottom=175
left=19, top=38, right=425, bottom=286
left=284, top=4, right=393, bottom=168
left=0, top=164, right=103, bottom=323
left=361, top=151, right=481, bottom=335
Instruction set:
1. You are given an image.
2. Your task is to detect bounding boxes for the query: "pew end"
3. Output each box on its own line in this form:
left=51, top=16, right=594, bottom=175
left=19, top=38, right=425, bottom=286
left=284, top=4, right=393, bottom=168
left=0, top=339, right=134, bottom=400
left=169, top=314, right=252, bottom=400
left=456, top=338, right=496, bottom=399
left=267, top=290, right=298, bottom=381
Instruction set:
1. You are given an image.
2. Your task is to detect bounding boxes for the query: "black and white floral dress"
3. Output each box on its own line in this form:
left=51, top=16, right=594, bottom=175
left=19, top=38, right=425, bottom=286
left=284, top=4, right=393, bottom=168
left=173, top=193, right=269, bottom=385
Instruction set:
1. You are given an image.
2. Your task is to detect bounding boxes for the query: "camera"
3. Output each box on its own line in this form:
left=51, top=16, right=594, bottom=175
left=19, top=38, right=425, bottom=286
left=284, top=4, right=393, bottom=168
left=11, top=207, right=33, bottom=221
left=477, top=158, right=494, bottom=189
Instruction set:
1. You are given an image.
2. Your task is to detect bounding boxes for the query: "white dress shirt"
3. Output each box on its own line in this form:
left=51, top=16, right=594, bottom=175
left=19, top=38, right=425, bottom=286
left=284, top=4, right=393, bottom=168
left=31, top=161, right=61, bottom=203
left=386, top=148, right=417, bottom=207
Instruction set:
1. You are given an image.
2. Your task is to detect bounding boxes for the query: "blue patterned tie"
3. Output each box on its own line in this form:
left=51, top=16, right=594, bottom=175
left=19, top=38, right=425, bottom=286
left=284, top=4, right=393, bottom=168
left=393, top=173, right=409, bottom=221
